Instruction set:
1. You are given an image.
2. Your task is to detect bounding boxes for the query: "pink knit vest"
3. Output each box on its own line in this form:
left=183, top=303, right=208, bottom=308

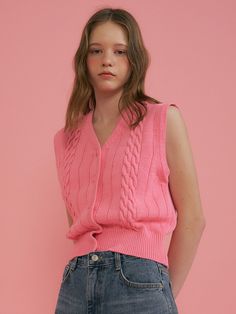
left=53, top=102, right=179, bottom=267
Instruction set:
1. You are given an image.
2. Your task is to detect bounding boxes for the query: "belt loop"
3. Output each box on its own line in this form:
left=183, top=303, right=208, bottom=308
left=156, top=261, right=163, bottom=275
left=114, top=252, right=121, bottom=271
left=70, top=256, right=78, bottom=271
left=87, top=252, right=90, bottom=267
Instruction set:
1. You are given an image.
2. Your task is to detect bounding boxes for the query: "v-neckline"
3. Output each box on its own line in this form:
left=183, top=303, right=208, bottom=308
left=88, top=109, right=125, bottom=150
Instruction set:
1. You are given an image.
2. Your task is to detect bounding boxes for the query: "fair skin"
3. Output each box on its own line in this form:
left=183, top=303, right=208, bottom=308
left=66, top=21, right=206, bottom=299
left=166, top=106, right=206, bottom=298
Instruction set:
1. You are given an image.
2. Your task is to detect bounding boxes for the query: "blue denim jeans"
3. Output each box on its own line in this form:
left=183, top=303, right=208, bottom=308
left=55, top=250, right=178, bottom=314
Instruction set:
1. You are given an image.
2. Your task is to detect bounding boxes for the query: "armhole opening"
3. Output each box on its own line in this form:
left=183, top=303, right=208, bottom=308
left=160, top=103, right=180, bottom=181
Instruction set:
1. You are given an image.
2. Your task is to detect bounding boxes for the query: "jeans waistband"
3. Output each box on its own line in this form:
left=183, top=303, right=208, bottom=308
left=67, top=250, right=168, bottom=273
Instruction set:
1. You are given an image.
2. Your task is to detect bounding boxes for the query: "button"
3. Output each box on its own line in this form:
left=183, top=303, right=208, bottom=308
left=91, top=254, right=99, bottom=261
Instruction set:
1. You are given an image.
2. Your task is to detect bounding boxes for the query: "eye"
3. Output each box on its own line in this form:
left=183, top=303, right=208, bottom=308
left=116, top=50, right=127, bottom=55
left=89, top=49, right=101, bottom=54
left=88, top=49, right=127, bottom=55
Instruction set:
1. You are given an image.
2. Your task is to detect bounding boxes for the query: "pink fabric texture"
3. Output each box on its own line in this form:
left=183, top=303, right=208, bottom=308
left=53, top=102, right=179, bottom=267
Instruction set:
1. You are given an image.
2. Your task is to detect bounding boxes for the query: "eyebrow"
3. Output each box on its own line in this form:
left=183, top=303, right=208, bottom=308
left=89, top=42, right=128, bottom=47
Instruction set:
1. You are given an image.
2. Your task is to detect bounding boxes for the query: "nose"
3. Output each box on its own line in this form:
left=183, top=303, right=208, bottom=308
left=101, top=50, right=114, bottom=66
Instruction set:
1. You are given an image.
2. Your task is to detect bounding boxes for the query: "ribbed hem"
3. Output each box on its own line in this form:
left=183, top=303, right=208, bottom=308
left=67, top=226, right=169, bottom=267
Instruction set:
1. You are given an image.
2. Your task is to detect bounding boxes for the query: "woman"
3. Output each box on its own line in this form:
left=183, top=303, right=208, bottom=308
left=54, top=7, right=206, bottom=314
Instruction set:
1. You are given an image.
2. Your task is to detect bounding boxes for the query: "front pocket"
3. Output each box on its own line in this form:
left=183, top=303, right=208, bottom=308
left=61, top=256, right=78, bottom=284
left=118, top=259, right=164, bottom=290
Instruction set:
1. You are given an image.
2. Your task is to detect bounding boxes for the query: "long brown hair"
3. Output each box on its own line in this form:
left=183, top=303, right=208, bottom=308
left=64, top=7, right=162, bottom=133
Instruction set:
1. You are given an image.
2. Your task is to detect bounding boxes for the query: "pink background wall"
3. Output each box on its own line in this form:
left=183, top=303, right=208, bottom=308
left=1, top=0, right=235, bottom=313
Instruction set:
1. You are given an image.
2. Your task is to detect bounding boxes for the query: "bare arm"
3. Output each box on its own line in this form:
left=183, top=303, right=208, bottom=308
left=166, top=105, right=206, bottom=299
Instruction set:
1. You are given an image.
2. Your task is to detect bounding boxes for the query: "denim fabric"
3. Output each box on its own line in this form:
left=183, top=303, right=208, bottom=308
left=54, top=251, right=179, bottom=314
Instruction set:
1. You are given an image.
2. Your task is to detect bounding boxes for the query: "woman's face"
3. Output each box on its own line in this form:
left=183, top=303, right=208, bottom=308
left=86, top=21, right=131, bottom=95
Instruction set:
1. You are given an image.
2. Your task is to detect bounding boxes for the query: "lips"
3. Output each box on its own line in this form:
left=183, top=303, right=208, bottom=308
left=99, top=71, right=115, bottom=76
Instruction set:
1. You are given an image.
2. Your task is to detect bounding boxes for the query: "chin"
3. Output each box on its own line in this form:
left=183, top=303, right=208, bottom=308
left=95, top=85, right=121, bottom=92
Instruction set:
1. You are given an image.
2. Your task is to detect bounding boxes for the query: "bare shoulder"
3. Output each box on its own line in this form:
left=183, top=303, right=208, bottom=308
left=168, top=103, right=189, bottom=140
left=166, top=105, right=206, bottom=223
left=166, top=104, right=192, bottom=172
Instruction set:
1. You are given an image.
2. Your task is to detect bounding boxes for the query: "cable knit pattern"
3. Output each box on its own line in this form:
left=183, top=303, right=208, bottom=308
left=53, top=102, right=180, bottom=267
left=62, top=128, right=81, bottom=222
left=119, top=119, right=144, bottom=230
